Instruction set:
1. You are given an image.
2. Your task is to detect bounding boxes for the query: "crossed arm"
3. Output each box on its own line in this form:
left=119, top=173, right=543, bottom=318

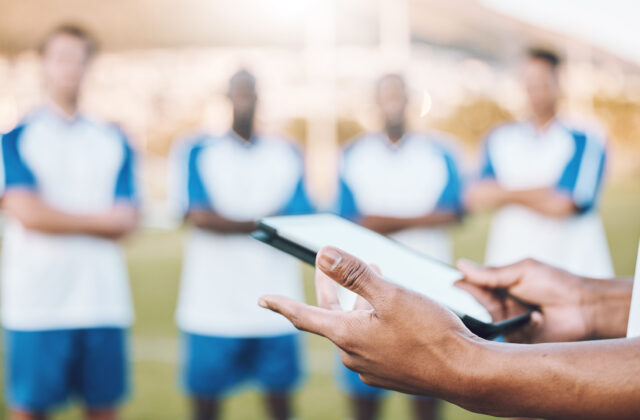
left=466, top=180, right=577, bottom=217
left=185, top=209, right=256, bottom=234
left=259, top=247, right=639, bottom=419
left=358, top=211, right=459, bottom=235
left=3, top=189, right=137, bottom=239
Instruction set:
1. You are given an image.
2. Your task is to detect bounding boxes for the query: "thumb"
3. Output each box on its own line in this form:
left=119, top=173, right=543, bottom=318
left=316, top=246, right=393, bottom=309
left=456, top=258, right=523, bottom=290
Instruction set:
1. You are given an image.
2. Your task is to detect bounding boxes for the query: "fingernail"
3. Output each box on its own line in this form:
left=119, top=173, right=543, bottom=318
left=318, top=248, right=343, bottom=271
left=258, top=297, right=268, bottom=308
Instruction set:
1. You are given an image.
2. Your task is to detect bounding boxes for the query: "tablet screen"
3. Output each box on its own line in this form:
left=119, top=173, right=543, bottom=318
left=259, top=213, right=492, bottom=323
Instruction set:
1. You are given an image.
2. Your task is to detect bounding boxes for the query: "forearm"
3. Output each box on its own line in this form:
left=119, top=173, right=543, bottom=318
left=22, top=210, right=134, bottom=238
left=4, top=191, right=136, bottom=238
left=23, top=209, right=102, bottom=235
left=459, top=338, right=640, bottom=419
left=359, top=212, right=458, bottom=235
left=186, top=210, right=256, bottom=234
left=467, top=180, right=576, bottom=217
left=506, top=188, right=576, bottom=218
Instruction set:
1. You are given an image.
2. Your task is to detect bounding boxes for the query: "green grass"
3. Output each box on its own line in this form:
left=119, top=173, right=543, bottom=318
left=1, top=178, right=639, bottom=419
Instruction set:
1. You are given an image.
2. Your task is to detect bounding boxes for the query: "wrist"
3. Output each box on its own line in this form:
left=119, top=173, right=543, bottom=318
left=582, top=278, right=632, bottom=339
left=455, top=337, right=543, bottom=418
left=443, top=333, right=500, bottom=412
left=501, top=188, right=522, bottom=206
left=456, top=337, right=507, bottom=415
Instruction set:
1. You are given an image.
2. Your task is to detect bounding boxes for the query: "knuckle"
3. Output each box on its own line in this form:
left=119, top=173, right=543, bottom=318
left=341, top=356, right=357, bottom=371
left=334, top=319, right=363, bottom=351
left=340, top=260, right=369, bottom=292
left=333, top=322, right=351, bottom=346
left=339, top=335, right=356, bottom=353
left=359, top=374, right=375, bottom=386
left=287, top=311, right=304, bottom=330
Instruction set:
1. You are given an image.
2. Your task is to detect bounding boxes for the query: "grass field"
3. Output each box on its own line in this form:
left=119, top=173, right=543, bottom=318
left=1, top=178, right=639, bottom=419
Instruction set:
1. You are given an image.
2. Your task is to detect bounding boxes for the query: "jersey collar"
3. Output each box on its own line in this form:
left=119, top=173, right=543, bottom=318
left=39, top=102, right=85, bottom=126
left=380, top=131, right=411, bottom=151
left=227, top=129, right=259, bottom=147
left=526, top=116, right=562, bottom=138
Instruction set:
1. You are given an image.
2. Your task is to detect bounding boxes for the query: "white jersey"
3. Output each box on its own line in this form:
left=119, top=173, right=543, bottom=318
left=171, top=131, right=313, bottom=337
left=335, top=132, right=463, bottom=263
left=481, top=120, right=613, bottom=278
left=626, top=241, right=640, bottom=338
left=0, top=108, right=137, bottom=330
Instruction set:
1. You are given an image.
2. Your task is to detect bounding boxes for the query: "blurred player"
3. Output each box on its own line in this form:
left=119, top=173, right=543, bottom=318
left=334, top=74, right=464, bottom=420
left=0, top=25, right=138, bottom=420
left=170, top=70, right=314, bottom=420
left=467, top=48, right=613, bottom=278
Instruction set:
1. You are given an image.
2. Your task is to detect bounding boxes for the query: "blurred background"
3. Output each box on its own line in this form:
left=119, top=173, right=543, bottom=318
left=1, top=0, right=639, bottom=418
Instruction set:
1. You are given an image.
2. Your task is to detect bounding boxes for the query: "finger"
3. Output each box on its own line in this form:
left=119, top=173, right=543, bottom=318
left=314, top=268, right=342, bottom=310
left=456, top=258, right=529, bottom=289
left=337, top=348, right=360, bottom=372
left=358, top=373, right=421, bottom=396
left=454, top=280, right=506, bottom=321
left=504, top=295, right=534, bottom=317
left=258, top=294, right=342, bottom=340
left=353, top=295, right=374, bottom=311
left=504, top=310, right=544, bottom=344
left=316, top=246, right=393, bottom=308
left=526, top=311, right=547, bottom=343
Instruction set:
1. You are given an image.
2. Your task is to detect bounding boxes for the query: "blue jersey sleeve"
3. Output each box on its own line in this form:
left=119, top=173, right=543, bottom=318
left=556, top=131, right=606, bottom=213
left=435, top=150, right=464, bottom=215
left=1, top=125, right=37, bottom=192
left=478, top=140, right=496, bottom=179
left=333, top=177, right=360, bottom=221
left=280, top=177, right=315, bottom=215
left=186, top=143, right=212, bottom=211
left=114, top=133, right=138, bottom=204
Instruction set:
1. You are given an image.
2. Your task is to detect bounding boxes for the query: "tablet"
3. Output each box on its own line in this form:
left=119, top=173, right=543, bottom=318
left=251, top=213, right=531, bottom=339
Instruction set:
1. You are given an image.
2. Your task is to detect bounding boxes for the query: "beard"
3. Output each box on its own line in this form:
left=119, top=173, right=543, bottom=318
left=385, top=120, right=405, bottom=140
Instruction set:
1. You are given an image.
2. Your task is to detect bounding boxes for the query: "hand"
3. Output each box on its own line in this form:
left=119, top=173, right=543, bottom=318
left=465, top=180, right=506, bottom=211
left=259, top=246, right=482, bottom=400
left=456, top=258, right=593, bottom=343
left=98, top=205, right=138, bottom=238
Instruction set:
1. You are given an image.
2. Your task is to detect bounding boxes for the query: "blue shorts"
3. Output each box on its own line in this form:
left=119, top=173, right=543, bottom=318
left=338, top=360, right=386, bottom=398
left=182, top=332, right=302, bottom=398
left=2, top=327, right=128, bottom=413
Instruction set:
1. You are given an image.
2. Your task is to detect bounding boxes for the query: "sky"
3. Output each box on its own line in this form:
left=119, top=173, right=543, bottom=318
left=481, top=0, right=640, bottom=65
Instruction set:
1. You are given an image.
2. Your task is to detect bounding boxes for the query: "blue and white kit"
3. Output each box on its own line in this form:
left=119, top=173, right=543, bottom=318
left=0, top=107, right=137, bottom=411
left=480, top=120, right=612, bottom=278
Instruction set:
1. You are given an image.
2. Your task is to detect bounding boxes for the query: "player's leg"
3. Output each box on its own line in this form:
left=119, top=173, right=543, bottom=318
left=190, top=398, right=221, bottom=420
left=182, top=333, right=247, bottom=420
left=412, top=396, right=441, bottom=420
left=3, top=329, right=75, bottom=420
left=338, top=362, right=386, bottom=420
left=254, top=334, right=303, bottom=420
left=350, top=397, right=382, bottom=420
left=77, top=328, right=128, bottom=420
left=84, top=409, right=117, bottom=420
left=264, top=393, right=290, bottom=420
left=9, top=410, right=47, bottom=420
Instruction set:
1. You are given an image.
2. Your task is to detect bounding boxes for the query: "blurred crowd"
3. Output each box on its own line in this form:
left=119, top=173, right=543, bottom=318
left=0, top=23, right=626, bottom=420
